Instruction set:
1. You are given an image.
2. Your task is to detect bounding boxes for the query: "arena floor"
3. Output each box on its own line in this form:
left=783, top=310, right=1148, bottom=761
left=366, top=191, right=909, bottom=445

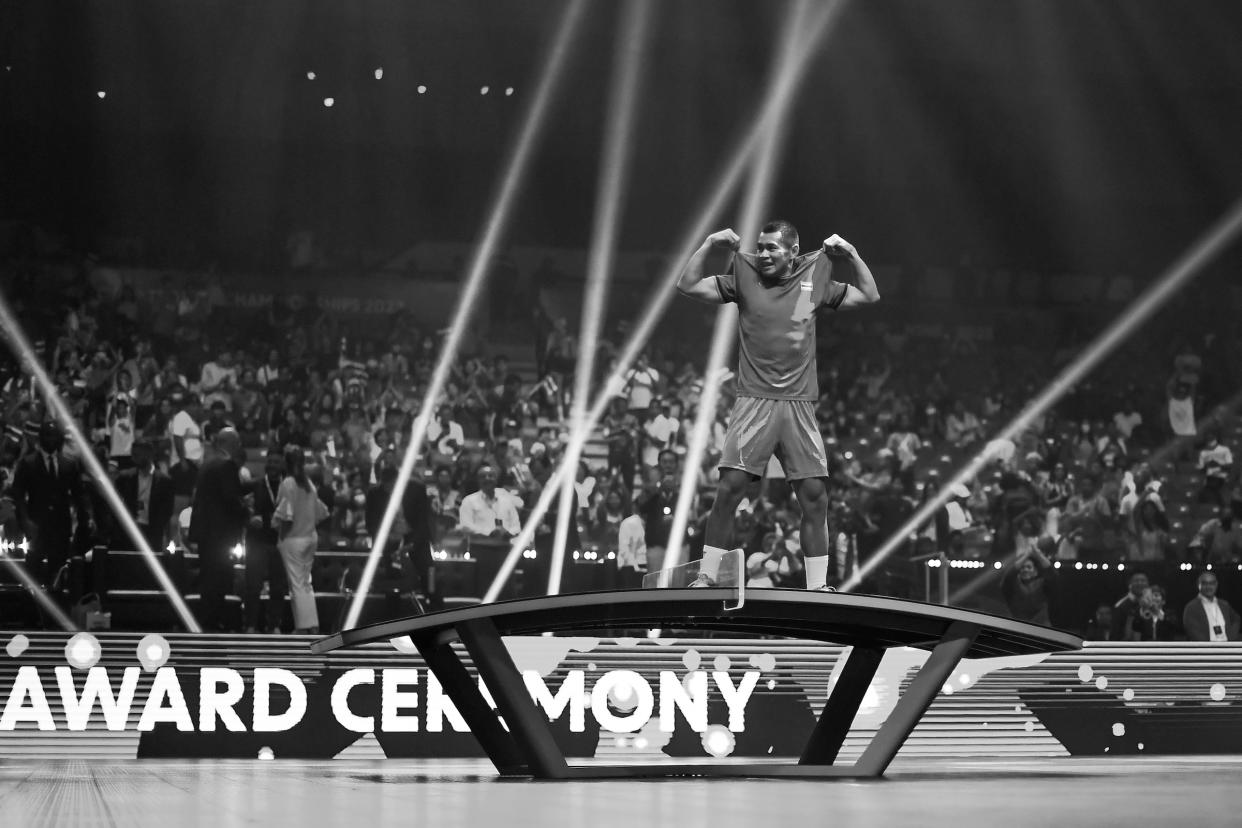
left=3, top=755, right=1240, bottom=827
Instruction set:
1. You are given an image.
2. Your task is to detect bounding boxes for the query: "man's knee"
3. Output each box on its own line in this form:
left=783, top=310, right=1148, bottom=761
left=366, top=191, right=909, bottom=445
left=713, top=472, right=749, bottom=511
left=796, top=478, right=830, bottom=518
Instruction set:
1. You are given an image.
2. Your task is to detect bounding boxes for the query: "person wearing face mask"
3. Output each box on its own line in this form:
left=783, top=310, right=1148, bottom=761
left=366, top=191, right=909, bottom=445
left=9, top=421, right=93, bottom=590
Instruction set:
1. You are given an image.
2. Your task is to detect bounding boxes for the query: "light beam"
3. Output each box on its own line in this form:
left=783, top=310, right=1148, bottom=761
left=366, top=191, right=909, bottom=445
left=0, top=293, right=201, bottom=632
left=841, top=195, right=1242, bottom=592
left=343, top=0, right=588, bottom=629
left=548, top=0, right=653, bottom=596
left=484, top=0, right=850, bottom=603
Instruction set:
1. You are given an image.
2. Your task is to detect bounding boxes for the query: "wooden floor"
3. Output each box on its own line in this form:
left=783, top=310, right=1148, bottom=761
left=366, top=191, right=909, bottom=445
left=2, top=756, right=1240, bottom=827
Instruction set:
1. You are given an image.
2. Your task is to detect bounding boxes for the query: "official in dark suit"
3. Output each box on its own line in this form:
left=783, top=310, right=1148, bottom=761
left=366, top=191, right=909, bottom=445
left=1182, top=571, right=1242, bottom=641
left=366, top=464, right=436, bottom=602
left=244, top=448, right=288, bottom=633
left=115, top=439, right=175, bottom=552
left=9, top=422, right=93, bottom=588
left=188, top=428, right=251, bottom=631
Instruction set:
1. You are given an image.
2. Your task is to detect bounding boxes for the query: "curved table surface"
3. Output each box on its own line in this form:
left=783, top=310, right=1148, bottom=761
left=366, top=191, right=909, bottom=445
left=312, top=588, right=1082, bottom=658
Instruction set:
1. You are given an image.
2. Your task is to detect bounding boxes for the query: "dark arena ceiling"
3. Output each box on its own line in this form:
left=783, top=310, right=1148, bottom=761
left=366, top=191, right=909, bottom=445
left=3, top=0, right=1242, bottom=273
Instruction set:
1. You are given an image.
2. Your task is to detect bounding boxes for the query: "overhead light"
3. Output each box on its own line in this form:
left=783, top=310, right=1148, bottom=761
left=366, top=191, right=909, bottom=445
left=480, top=85, right=490, bottom=95
left=96, top=90, right=106, bottom=99
left=374, top=68, right=383, bottom=80
left=307, top=71, right=316, bottom=80
left=505, top=87, right=514, bottom=96
left=417, top=84, right=427, bottom=94
left=323, top=97, right=334, bottom=107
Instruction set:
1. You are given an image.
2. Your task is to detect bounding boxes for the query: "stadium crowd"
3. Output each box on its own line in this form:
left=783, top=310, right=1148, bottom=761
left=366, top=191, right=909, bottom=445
left=1, top=257, right=1241, bottom=640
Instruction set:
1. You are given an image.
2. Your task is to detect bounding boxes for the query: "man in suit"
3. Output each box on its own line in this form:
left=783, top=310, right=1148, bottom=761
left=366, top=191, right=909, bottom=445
left=244, top=447, right=288, bottom=633
left=9, top=421, right=93, bottom=589
left=115, top=438, right=175, bottom=552
left=1183, top=571, right=1241, bottom=641
left=366, top=463, right=436, bottom=608
left=189, top=428, right=251, bottom=632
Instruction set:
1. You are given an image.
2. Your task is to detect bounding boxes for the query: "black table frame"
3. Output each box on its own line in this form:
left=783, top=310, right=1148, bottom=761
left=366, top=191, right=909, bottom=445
left=311, top=589, right=1081, bottom=779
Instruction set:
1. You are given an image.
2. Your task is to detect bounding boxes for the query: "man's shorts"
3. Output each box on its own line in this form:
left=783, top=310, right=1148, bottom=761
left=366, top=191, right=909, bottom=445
left=719, top=396, right=828, bottom=481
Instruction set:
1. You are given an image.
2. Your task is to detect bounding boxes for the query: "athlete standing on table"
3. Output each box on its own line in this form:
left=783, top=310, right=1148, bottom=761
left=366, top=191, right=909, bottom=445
left=676, top=220, right=880, bottom=590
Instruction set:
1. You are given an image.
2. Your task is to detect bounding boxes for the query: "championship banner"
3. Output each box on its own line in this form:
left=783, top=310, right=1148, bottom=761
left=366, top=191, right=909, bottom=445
left=2, top=633, right=1240, bottom=760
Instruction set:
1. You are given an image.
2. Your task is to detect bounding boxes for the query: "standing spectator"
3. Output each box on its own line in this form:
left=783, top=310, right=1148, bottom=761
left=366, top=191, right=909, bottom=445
left=1130, top=586, right=1180, bottom=641
left=426, top=404, right=465, bottom=466
left=457, top=463, right=521, bottom=541
left=9, top=422, right=93, bottom=589
left=603, top=398, right=639, bottom=490
left=199, top=350, right=238, bottom=411
left=428, top=465, right=461, bottom=541
left=1188, top=504, right=1242, bottom=565
left=615, top=508, right=647, bottom=589
left=366, top=464, right=436, bottom=605
left=1182, top=571, right=1241, bottom=642
left=114, top=439, right=175, bottom=552
left=1127, top=499, right=1171, bottom=563
left=106, top=394, right=136, bottom=469
left=169, top=393, right=204, bottom=467
left=1062, top=474, right=1115, bottom=561
left=639, top=473, right=680, bottom=575
left=623, top=353, right=660, bottom=420
left=944, top=399, right=983, bottom=447
left=1113, top=399, right=1144, bottom=445
left=1196, top=432, right=1233, bottom=506
left=1109, top=571, right=1150, bottom=641
left=189, top=428, right=251, bottom=632
left=642, top=400, right=680, bottom=469
left=1083, top=604, right=1117, bottom=641
left=273, top=445, right=329, bottom=635
left=747, top=532, right=804, bottom=588
left=243, top=448, right=288, bottom=634
left=1000, top=545, right=1055, bottom=626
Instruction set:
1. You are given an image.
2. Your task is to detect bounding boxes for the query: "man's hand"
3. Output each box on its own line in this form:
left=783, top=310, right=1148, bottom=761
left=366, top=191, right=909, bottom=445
left=822, top=234, right=857, bottom=258
left=707, top=229, right=741, bottom=250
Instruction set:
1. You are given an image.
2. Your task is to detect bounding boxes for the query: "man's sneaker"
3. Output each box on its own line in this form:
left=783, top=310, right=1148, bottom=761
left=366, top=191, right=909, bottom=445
left=814, top=585, right=837, bottom=593
left=689, top=573, right=717, bottom=588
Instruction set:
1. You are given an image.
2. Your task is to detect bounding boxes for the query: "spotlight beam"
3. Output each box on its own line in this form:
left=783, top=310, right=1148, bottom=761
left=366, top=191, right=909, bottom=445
left=0, top=294, right=201, bottom=632
left=663, top=0, right=812, bottom=571
left=343, top=0, right=588, bottom=630
left=0, top=545, right=76, bottom=631
left=945, top=385, right=1242, bottom=608
left=483, top=0, right=850, bottom=603
left=548, top=0, right=653, bottom=596
left=841, top=195, right=1242, bottom=593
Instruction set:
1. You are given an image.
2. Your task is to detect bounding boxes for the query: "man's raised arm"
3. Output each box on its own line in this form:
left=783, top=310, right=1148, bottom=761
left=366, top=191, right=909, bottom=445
left=823, top=234, right=880, bottom=309
left=676, top=229, right=740, bottom=304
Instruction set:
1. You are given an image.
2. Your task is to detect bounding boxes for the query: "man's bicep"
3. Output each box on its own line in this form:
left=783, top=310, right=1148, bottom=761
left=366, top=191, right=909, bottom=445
left=680, top=276, right=730, bottom=305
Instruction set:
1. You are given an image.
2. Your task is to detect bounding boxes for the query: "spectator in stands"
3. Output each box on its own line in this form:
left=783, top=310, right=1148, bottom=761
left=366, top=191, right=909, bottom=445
left=458, top=462, right=521, bottom=542
left=106, top=393, right=136, bottom=469
left=273, top=445, right=330, bottom=635
left=189, top=428, right=251, bottom=632
left=1127, top=499, right=1171, bottom=563
left=1197, top=431, right=1233, bottom=506
left=199, top=349, right=238, bottom=411
left=201, top=400, right=235, bottom=443
left=639, top=473, right=679, bottom=575
left=1113, top=398, right=1144, bottom=445
left=944, top=399, right=983, bottom=448
left=428, top=465, right=461, bottom=541
left=1109, top=571, right=1150, bottom=641
left=9, top=421, right=94, bottom=589
left=623, top=352, right=659, bottom=420
left=747, top=531, right=804, bottom=588
left=642, top=399, right=680, bottom=469
left=603, top=398, right=639, bottom=489
left=427, top=404, right=465, bottom=467
left=1130, top=585, right=1180, bottom=641
left=1062, top=473, right=1115, bottom=561
left=244, top=447, right=287, bottom=634
left=1188, top=504, right=1242, bottom=565
left=886, top=415, right=922, bottom=493
left=114, top=438, right=174, bottom=552
left=615, top=506, right=647, bottom=589
left=168, top=393, right=204, bottom=468
left=1182, top=571, right=1241, bottom=642
left=1084, top=604, right=1117, bottom=641
left=1001, top=544, right=1055, bottom=626
left=366, top=464, right=435, bottom=607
